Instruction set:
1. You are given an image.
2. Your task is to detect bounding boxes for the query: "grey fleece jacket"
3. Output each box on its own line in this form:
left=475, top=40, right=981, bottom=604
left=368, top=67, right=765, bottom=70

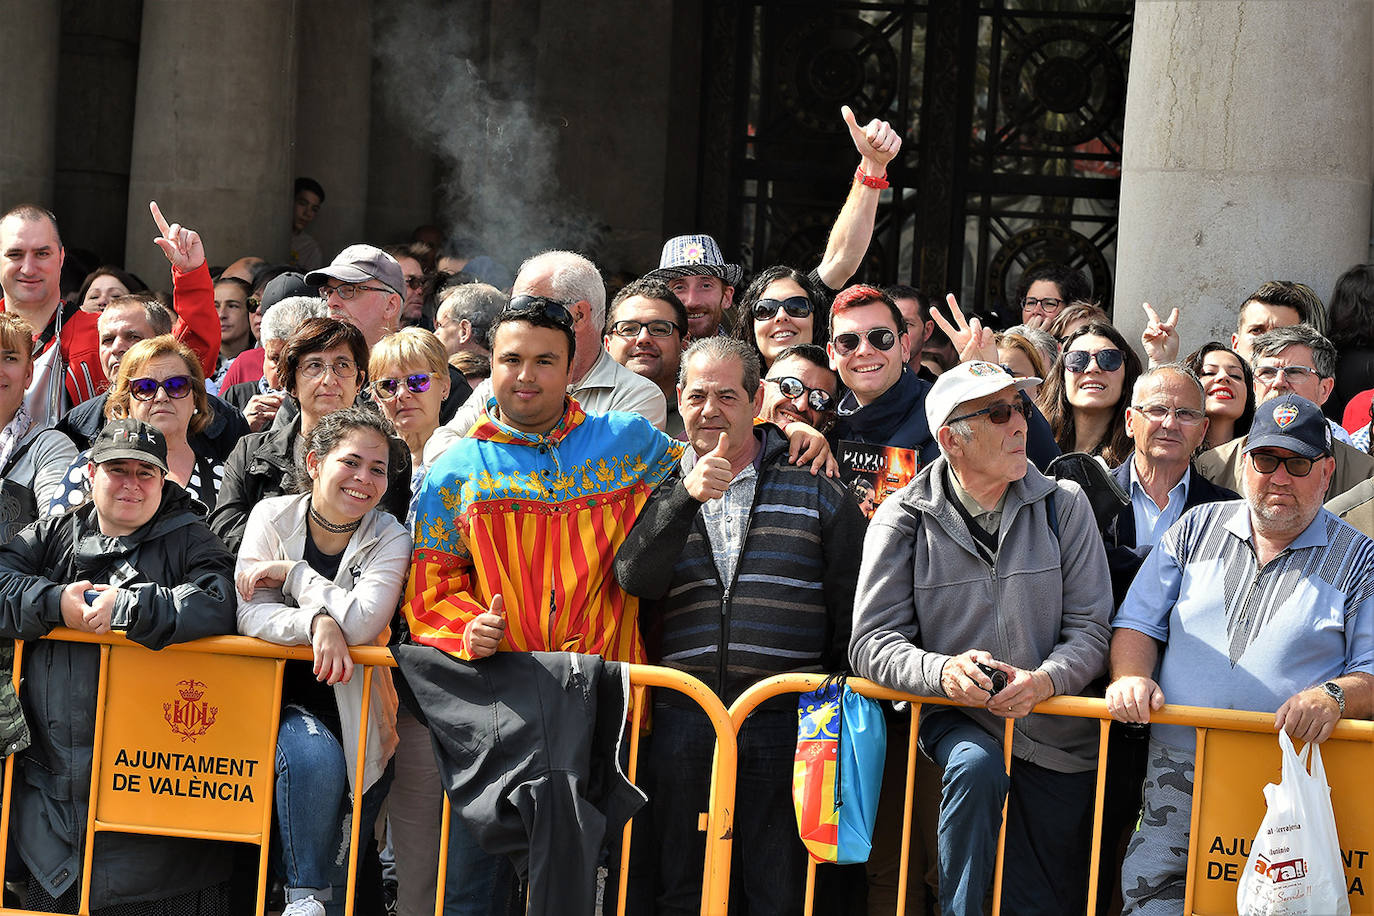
left=849, top=456, right=1112, bottom=773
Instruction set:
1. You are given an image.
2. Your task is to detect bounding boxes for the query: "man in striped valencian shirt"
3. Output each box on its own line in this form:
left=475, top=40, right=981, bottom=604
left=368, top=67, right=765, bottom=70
left=615, top=335, right=865, bottom=915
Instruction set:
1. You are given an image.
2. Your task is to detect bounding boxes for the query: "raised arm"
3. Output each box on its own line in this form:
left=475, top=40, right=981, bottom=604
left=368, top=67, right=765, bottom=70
left=815, top=106, right=903, bottom=291
left=150, top=201, right=221, bottom=375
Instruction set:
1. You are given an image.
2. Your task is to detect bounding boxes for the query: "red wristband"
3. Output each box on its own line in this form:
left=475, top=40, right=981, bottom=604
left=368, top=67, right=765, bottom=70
left=856, top=168, right=889, bottom=190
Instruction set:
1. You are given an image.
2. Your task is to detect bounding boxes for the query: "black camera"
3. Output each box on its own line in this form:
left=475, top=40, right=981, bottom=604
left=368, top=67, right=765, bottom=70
left=975, top=662, right=1008, bottom=696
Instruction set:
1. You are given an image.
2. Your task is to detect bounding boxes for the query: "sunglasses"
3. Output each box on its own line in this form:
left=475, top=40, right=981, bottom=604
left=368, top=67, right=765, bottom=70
left=372, top=372, right=433, bottom=399
left=130, top=376, right=193, bottom=401
left=505, top=295, right=575, bottom=328
left=947, top=398, right=1032, bottom=426
left=764, top=376, right=834, bottom=412
left=404, top=275, right=426, bottom=291
left=1249, top=452, right=1317, bottom=477
left=1064, top=348, right=1125, bottom=373
left=752, top=296, right=814, bottom=322
left=832, top=328, right=897, bottom=356
left=247, top=296, right=262, bottom=315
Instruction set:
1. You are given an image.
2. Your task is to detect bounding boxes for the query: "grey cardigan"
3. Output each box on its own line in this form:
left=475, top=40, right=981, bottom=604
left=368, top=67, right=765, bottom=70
left=849, top=456, right=1112, bottom=773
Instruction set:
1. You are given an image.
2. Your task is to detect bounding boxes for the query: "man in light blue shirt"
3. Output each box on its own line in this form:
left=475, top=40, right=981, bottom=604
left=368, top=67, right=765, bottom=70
left=1106, top=395, right=1374, bottom=914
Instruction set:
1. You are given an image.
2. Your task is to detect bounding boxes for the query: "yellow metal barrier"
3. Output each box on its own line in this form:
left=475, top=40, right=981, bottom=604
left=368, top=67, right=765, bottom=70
left=728, top=673, right=1374, bottom=916
left=0, top=631, right=738, bottom=916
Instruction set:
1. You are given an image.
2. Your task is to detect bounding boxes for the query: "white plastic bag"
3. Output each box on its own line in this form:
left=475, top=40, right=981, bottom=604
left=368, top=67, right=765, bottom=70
left=1236, top=730, right=1350, bottom=916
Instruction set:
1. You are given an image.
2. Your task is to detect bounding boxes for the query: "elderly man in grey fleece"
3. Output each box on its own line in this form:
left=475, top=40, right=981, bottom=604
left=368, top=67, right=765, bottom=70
left=849, top=360, right=1112, bottom=916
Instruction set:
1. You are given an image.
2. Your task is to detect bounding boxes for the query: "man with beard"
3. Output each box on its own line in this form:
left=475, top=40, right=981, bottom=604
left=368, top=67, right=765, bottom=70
left=1107, top=394, right=1374, bottom=914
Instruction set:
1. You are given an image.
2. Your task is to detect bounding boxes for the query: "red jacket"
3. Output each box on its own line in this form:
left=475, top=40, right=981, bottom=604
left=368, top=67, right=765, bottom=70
left=0, top=261, right=220, bottom=407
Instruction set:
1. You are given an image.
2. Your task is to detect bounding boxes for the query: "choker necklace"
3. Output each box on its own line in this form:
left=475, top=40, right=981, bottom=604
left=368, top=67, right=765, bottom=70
left=309, top=504, right=362, bottom=534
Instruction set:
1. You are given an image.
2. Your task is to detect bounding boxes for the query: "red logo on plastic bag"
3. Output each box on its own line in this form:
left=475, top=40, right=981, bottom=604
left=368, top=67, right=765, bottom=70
left=1254, top=854, right=1308, bottom=883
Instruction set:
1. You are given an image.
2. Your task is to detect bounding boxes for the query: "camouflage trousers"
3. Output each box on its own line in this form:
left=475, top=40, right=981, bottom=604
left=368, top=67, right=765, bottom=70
left=1120, top=739, right=1195, bottom=915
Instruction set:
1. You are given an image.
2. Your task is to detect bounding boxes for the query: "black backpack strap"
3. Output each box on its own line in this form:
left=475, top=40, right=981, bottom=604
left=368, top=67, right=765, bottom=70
left=1046, top=487, right=1059, bottom=542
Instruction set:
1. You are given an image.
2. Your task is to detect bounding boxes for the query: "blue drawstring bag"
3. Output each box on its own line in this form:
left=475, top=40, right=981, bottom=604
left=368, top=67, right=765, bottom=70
left=792, top=674, right=886, bottom=864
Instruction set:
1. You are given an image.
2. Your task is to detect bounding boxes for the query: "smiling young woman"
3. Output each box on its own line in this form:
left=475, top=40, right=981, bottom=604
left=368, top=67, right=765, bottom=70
left=734, top=266, right=830, bottom=370
left=234, top=406, right=410, bottom=916
left=1038, top=322, right=1142, bottom=466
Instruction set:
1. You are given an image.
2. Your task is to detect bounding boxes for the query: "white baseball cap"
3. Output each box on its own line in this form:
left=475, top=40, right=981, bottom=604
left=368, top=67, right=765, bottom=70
left=924, top=361, right=1041, bottom=432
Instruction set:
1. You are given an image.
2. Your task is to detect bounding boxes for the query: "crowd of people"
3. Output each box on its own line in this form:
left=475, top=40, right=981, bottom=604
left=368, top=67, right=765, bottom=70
left=0, top=102, right=1372, bottom=916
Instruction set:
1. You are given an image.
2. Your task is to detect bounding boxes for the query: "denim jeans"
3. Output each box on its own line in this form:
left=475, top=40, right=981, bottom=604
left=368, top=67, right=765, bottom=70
left=919, top=708, right=1095, bottom=916
left=275, top=704, right=394, bottom=916
left=647, top=702, right=806, bottom=916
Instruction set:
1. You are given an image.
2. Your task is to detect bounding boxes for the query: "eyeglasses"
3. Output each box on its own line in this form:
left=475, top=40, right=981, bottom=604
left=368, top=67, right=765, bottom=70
left=610, top=319, right=681, bottom=339
left=248, top=297, right=262, bottom=315
left=299, top=357, right=358, bottom=380
left=324, top=282, right=392, bottom=300
left=1254, top=365, right=1322, bottom=385
left=1131, top=404, right=1207, bottom=425
left=947, top=399, right=1032, bottom=426
left=832, top=328, right=897, bottom=356
left=404, top=275, right=426, bottom=291
left=752, top=296, right=814, bottom=322
left=373, top=372, right=433, bottom=399
left=1064, top=348, right=1125, bottom=373
left=764, top=376, right=834, bottom=412
left=1249, top=451, right=1317, bottom=477
left=505, top=295, right=575, bottom=328
left=1021, top=296, right=1065, bottom=314
left=129, top=376, right=193, bottom=401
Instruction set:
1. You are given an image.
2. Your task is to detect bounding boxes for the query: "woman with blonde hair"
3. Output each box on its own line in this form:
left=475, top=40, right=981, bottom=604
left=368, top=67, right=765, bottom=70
left=47, top=334, right=227, bottom=514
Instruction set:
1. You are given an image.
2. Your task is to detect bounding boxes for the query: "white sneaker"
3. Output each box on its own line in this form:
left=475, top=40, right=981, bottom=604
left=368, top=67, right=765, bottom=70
left=282, top=896, right=327, bottom=916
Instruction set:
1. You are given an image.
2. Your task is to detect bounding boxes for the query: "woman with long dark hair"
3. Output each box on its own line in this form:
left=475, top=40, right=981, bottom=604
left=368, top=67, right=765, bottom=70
left=1038, top=322, right=1141, bottom=466
left=733, top=266, right=830, bottom=370
left=1182, top=342, right=1255, bottom=451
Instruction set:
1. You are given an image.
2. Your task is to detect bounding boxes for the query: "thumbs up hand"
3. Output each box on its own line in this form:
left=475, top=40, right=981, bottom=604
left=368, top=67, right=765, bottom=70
left=684, top=432, right=734, bottom=502
left=466, top=593, right=507, bottom=659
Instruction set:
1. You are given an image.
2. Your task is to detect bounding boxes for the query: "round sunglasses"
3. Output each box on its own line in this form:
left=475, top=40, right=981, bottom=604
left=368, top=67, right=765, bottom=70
left=372, top=372, right=434, bottom=399
left=764, top=376, right=834, bottom=412
left=832, top=328, right=897, bottom=356
left=752, top=296, right=813, bottom=322
left=1064, top=348, right=1125, bottom=373
left=129, top=376, right=193, bottom=401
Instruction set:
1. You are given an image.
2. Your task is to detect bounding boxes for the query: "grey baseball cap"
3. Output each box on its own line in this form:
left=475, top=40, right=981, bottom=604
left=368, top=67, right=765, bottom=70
left=306, top=244, right=405, bottom=297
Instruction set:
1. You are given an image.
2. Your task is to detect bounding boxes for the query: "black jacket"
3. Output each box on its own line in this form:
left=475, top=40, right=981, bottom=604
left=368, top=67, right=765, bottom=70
left=0, top=483, right=238, bottom=905
left=1102, top=459, right=1238, bottom=606
left=394, top=646, right=643, bottom=916
left=55, top=390, right=250, bottom=460
left=209, top=413, right=411, bottom=553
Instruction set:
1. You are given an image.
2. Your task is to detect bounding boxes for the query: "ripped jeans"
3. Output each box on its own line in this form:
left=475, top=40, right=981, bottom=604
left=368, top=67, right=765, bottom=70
left=275, top=704, right=394, bottom=915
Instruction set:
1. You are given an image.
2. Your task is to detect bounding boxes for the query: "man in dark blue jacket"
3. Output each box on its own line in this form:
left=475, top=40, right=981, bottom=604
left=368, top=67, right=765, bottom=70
left=829, top=284, right=1059, bottom=470
left=1104, top=364, right=1239, bottom=605
left=617, top=336, right=864, bottom=916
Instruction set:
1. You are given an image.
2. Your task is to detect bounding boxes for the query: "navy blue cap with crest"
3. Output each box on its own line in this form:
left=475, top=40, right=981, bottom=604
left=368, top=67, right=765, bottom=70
left=1243, top=395, right=1332, bottom=459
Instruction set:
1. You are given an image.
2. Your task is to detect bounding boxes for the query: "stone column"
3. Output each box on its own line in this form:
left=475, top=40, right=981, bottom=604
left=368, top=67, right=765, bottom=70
left=0, top=2, right=60, bottom=209
left=294, top=0, right=371, bottom=263
left=1114, top=1, right=1373, bottom=356
left=124, top=0, right=297, bottom=284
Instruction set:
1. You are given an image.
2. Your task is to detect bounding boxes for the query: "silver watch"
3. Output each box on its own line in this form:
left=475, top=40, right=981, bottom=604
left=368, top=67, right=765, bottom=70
left=1321, top=681, right=1345, bottom=716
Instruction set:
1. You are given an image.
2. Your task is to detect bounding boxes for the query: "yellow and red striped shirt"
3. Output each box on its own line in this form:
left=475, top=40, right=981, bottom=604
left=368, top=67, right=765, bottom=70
left=404, top=398, right=684, bottom=662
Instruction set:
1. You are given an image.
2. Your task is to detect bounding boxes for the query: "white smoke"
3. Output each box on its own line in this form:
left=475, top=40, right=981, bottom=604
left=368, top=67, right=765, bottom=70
left=372, top=0, right=601, bottom=267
